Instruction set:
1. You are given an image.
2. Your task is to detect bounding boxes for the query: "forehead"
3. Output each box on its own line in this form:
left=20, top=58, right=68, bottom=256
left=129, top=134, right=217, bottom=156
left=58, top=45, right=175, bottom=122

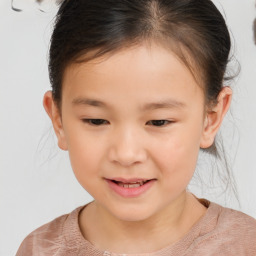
left=62, top=44, right=205, bottom=108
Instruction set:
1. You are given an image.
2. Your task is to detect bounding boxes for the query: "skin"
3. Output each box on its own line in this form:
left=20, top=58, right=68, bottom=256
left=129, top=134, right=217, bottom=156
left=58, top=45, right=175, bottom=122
left=43, top=44, right=232, bottom=253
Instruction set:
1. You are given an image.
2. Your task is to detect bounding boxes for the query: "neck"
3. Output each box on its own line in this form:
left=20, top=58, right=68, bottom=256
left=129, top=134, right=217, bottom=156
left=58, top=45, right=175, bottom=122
left=79, top=192, right=206, bottom=254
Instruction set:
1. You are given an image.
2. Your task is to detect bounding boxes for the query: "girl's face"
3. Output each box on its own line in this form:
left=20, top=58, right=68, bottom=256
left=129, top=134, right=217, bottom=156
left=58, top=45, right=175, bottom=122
left=46, top=44, right=229, bottom=222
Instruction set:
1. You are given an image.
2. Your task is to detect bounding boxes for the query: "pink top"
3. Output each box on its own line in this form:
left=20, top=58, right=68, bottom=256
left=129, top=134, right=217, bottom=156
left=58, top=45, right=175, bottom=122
left=16, top=199, right=256, bottom=256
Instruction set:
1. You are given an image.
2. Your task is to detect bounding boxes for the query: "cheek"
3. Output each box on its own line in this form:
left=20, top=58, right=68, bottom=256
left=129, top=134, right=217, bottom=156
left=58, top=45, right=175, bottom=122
left=155, top=141, right=199, bottom=196
left=65, top=131, right=105, bottom=189
left=152, top=123, right=203, bottom=186
left=157, top=138, right=199, bottom=174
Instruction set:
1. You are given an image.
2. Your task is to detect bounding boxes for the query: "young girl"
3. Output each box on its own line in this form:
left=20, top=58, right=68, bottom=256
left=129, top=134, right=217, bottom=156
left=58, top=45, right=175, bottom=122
left=16, top=0, right=256, bottom=255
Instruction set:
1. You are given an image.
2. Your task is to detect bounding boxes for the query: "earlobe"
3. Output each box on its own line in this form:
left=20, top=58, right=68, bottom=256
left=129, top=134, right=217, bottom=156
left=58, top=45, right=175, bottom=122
left=200, top=87, right=232, bottom=149
left=43, top=91, right=68, bottom=151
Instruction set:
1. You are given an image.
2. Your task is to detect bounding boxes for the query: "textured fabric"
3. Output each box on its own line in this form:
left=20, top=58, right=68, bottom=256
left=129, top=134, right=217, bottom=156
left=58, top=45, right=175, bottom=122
left=16, top=199, right=256, bottom=256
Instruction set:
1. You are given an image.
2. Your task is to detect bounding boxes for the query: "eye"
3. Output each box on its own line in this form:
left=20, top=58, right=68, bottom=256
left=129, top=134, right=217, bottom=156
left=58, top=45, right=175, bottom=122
left=82, top=119, right=109, bottom=126
left=146, top=120, right=172, bottom=127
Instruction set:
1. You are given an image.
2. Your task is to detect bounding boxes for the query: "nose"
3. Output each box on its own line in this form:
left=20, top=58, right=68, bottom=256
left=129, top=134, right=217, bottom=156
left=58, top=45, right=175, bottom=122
left=108, top=126, right=147, bottom=167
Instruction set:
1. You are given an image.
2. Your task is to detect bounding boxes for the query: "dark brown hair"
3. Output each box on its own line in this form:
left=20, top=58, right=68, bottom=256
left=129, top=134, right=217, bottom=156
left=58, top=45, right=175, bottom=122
left=49, top=0, right=231, bottom=110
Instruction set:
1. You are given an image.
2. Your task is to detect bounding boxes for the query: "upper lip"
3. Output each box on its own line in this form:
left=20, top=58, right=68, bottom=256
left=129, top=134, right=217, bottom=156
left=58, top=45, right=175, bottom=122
left=105, top=177, right=154, bottom=183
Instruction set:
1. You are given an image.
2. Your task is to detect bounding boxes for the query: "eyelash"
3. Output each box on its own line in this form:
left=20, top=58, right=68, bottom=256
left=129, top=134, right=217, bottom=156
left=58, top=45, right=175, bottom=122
left=82, top=119, right=109, bottom=126
left=82, top=119, right=173, bottom=127
left=146, top=120, right=172, bottom=127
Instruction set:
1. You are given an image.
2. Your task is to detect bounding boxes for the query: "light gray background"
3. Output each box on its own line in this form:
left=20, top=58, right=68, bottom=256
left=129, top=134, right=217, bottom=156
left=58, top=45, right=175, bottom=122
left=0, top=0, right=256, bottom=255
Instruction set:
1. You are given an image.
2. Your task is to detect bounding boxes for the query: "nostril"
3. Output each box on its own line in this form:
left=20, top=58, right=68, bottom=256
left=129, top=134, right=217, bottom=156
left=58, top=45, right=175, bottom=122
left=109, top=141, right=148, bottom=167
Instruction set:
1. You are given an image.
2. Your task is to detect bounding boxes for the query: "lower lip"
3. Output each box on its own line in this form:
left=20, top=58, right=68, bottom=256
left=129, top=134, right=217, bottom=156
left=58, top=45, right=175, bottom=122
left=106, top=179, right=156, bottom=198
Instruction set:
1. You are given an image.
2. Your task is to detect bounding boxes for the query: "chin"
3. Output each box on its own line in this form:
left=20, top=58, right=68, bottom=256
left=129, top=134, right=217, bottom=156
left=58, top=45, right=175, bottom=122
left=109, top=204, right=156, bottom=222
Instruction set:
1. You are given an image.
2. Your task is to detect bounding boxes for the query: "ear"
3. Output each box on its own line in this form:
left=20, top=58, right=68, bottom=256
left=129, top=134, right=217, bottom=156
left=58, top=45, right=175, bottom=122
left=43, top=91, right=68, bottom=151
left=200, top=87, right=232, bottom=149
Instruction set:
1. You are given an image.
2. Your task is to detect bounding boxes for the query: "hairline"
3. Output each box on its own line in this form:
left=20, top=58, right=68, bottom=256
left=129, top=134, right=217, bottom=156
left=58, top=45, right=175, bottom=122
left=56, top=38, right=209, bottom=114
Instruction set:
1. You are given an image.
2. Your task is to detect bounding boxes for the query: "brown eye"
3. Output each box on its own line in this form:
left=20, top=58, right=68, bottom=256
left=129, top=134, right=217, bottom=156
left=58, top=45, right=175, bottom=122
left=146, top=120, right=171, bottom=127
left=82, top=119, right=109, bottom=126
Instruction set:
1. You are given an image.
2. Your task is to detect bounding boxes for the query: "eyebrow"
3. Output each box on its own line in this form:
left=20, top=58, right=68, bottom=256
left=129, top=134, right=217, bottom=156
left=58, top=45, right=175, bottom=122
left=142, top=99, right=186, bottom=111
left=72, top=98, right=107, bottom=108
left=72, top=97, right=186, bottom=110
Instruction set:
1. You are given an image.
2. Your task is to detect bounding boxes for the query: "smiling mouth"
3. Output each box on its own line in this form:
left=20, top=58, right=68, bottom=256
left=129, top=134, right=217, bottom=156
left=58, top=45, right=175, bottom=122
left=106, top=178, right=156, bottom=197
left=112, top=180, right=149, bottom=188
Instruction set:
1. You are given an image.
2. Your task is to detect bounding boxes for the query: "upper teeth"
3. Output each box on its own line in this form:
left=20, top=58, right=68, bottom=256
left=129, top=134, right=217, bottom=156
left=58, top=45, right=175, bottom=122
left=117, top=181, right=145, bottom=188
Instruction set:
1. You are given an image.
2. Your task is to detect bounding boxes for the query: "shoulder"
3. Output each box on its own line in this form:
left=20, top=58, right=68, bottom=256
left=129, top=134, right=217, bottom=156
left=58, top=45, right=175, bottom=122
left=216, top=205, right=256, bottom=239
left=192, top=201, right=256, bottom=255
left=220, top=204, right=256, bottom=223
left=16, top=206, right=85, bottom=256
